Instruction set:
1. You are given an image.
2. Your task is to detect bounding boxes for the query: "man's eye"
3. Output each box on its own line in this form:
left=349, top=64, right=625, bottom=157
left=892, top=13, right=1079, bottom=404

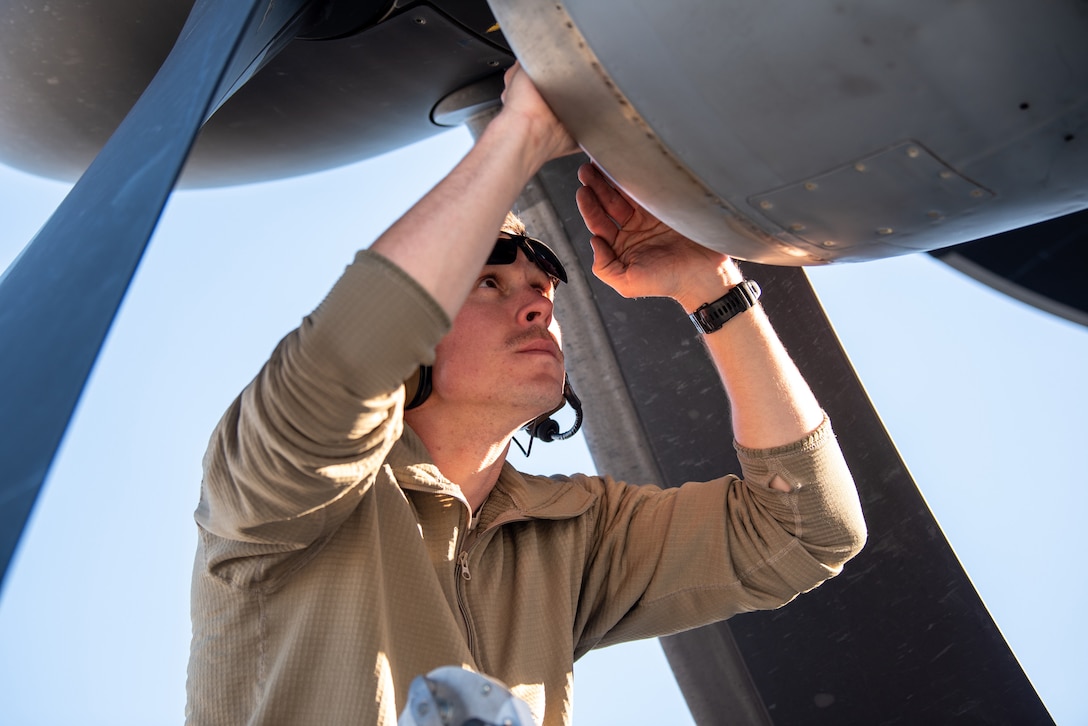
left=478, top=276, right=499, bottom=289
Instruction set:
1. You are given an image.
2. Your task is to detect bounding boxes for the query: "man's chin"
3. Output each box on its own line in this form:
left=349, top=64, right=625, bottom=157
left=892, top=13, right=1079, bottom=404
left=520, top=387, right=566, bottom=423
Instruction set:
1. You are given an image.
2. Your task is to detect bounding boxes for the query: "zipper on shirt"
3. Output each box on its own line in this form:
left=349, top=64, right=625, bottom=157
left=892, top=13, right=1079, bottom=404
left=458, top=550, right=472, bottom=581
left=454, top=509, right=477, bottom=658
left=453, top=505, right=532, bottom=658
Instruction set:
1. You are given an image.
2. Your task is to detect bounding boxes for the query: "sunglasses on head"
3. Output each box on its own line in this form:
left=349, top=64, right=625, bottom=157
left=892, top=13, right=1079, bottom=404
left=488, top=233, right=568, bottom=285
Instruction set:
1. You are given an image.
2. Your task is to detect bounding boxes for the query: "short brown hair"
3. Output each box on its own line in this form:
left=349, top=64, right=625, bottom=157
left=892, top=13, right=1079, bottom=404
left=501, top=211, right=526, bottom=237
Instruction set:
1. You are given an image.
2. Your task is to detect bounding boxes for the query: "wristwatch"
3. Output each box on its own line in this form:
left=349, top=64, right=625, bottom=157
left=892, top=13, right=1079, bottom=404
left=688, top=279, right=761, bottom=334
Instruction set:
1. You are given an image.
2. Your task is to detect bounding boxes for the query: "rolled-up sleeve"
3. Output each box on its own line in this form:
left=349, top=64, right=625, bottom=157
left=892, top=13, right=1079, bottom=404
left=734, top=415, right=868, bottom=575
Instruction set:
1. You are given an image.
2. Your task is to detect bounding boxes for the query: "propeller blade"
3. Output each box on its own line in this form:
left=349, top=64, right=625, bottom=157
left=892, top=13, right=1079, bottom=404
left=529, top=153, right=1053, bottom=724
left=931, top=209, right=1088, bottom=328
left=0, top=0, right=316, bottom=590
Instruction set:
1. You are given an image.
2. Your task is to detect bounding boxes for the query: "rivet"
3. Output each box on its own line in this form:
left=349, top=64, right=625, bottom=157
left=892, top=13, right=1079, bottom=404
left=759, top=200, right=773, bottom=210
left=803, top=182, right=818, bottom=191
left=938, top=170, right=953, bottom=180
left=854, top=162, right=867, bottom=172
left=414, top=16, right=427, bottom=24
left=788, top=223, right=806, bottom=232
left=876, top=227, right=894, bottom=236
left=969, top=188, right=984, bottom=198
left=487, top=60, right=501, bottom=67
left=926, top=210, right=943, bottom=219
left=906, top=147, right=920, bottom=158
left=822, top=240, right=838, bottom=248
left=481, top=683, right=492, bottom=696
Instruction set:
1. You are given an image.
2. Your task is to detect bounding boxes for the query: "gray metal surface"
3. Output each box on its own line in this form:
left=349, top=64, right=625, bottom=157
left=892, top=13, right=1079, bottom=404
left=488, top=0, right=1088, bottom=264
left=0, top=0, right=514, bottom=187
left=529, top=154, right=1053, bottom=724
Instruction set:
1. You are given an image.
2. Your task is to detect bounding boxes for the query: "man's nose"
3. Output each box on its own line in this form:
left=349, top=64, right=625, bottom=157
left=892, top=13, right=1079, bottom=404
left=519, top=288, right=554, bottom=326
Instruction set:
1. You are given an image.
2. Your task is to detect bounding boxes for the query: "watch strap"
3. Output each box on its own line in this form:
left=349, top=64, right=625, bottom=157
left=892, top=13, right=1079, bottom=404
left=688, top=279, right=761, bottom=334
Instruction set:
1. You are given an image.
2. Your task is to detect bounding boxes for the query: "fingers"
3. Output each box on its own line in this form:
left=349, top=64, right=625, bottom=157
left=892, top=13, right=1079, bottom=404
left=500, top=61, right=528, bottom=107
left=587, top=234, right=620, bottom=278
left=575, top=185, right=619, bottom=245
left=576, top=183, right=625, bottom=284
left=577, top=164, right=635, bottom=230
left=499, top=62, right=579, bottom=161
left=500, top=61, right=516, bottom=104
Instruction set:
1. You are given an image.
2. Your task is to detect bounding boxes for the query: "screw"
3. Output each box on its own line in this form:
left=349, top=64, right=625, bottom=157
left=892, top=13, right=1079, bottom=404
left=414, top=16, right=427, bottom=24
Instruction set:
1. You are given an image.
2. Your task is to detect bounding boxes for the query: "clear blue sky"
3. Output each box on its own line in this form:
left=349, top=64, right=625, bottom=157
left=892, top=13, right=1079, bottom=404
left=0, top=125, right=1085, bottom=725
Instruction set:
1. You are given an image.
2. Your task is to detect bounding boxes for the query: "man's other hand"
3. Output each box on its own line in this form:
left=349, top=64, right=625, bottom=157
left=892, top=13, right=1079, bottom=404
left=575, top=163, right=741, bottom=311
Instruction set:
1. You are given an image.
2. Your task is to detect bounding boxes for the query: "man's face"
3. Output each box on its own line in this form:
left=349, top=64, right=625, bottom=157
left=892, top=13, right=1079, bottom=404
left=430, top=245, right=565, bottom=424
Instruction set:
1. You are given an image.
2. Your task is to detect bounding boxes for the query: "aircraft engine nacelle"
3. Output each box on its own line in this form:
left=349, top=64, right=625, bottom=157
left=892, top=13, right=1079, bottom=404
left=488, top=0, right=1088, bottom=264
left=1, top=0, right=1086, bottom=265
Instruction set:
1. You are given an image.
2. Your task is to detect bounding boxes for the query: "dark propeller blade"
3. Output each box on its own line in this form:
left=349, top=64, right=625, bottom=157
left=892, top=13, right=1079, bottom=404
left=0, top=0, right=316, bottom=590
left=930, top=209, right=1088, bottom=328
left=528, top=153, right=1053, bottom=724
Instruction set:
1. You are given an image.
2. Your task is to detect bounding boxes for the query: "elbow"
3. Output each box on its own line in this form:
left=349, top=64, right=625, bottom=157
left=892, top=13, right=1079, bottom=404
left=840, top=518, right=868, bottom=566
left=841, top=485, right=869, bottom=562
left=810, top=464, right=868, bottom=568
left=839, top=498, right=868, bottom=560
left=818, top=505, right=869, bottom=572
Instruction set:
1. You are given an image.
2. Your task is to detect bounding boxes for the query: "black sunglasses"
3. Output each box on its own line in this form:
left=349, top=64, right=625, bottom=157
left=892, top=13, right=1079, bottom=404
left=488, top=234, right=568, bottom=284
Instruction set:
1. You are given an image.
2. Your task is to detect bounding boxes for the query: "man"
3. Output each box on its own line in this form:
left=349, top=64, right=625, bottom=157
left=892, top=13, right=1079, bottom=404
left=186, top=64, right=866, bottom=725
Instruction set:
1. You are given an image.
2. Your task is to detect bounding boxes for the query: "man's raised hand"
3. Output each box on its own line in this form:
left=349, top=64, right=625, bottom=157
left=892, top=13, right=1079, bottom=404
left=575, top=163, right=740, bottom=311
left=499, top=62, right=579, bottom=164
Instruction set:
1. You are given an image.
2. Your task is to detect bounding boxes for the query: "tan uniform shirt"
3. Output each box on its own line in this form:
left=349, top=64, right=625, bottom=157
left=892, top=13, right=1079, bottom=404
left=186, top=251, right=866, bottom=725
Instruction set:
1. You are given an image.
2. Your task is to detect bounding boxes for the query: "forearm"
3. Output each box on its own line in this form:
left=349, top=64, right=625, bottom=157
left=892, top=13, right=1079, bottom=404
left=677, top=269, right=824, bottom=452
left=368, top=115, right=538, bottom=316
left=575, top=163, right=823, bottom=451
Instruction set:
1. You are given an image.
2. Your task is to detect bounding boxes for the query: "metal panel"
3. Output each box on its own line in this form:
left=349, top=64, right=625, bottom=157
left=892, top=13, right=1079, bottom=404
left=749, top=141, right=995, bottom=260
